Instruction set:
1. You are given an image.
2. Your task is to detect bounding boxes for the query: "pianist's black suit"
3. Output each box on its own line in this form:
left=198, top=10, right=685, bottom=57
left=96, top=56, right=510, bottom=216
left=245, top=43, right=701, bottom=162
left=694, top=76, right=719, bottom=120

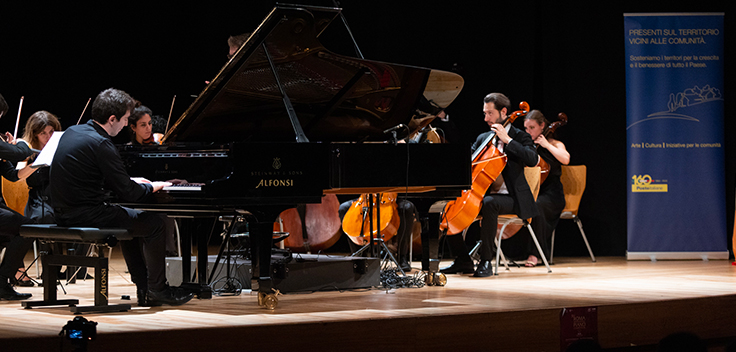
left=49, top=120, right=168, bottom=294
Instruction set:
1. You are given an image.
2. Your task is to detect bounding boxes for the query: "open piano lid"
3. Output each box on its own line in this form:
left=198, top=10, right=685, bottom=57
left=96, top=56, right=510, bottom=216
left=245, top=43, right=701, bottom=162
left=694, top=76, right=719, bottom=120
left=163, top=4, right=463, bottom=144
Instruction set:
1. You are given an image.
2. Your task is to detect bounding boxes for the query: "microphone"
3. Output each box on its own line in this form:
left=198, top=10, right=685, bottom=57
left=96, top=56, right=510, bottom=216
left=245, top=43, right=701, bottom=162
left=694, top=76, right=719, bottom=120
left=383, top=124, right=406, bottom=134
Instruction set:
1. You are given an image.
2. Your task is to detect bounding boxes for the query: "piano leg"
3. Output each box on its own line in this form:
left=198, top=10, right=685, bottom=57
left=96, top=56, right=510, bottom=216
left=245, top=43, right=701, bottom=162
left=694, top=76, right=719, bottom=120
left=421, top=212, right=441, bottom=272
left=177, top=217, right=212, bottom=299
left=421, top=212, right=447, bottom=286
left=248, top=208, right=284, bottom=309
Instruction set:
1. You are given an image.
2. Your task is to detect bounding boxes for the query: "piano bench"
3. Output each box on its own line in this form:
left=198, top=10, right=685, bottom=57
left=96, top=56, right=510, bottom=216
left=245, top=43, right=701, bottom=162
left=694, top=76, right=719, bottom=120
left=19, top=224, right=132, bottom=313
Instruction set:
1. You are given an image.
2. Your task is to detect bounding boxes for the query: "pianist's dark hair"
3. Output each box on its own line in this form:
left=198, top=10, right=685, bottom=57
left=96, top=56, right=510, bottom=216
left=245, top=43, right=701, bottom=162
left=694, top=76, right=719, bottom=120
left=483, top=92, right=511, bottom=114
left=91, top=88, right=138, bottom=124
left=0, top=93, right=7, bottom=117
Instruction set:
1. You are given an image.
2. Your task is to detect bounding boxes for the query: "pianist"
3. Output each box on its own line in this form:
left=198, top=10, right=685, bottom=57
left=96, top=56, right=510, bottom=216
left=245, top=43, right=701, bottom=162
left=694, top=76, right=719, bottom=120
left=49, top=88, right=193, bottom=306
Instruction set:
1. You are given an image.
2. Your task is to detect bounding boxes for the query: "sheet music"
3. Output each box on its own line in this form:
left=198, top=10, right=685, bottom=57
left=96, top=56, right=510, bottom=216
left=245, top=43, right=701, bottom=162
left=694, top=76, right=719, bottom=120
left=31, top=131, right=63, bottom=168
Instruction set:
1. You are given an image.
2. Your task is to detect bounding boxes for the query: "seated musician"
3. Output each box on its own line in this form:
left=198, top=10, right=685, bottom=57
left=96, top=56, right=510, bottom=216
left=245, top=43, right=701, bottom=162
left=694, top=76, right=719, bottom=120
left=0, top=93, right=36, bottom=300
left=49, top=88, right=193, bottom=306
left=519, top=110, right=569, bottom=267
left=441, top=92, right=538, bottom=277
left=127, top=105, right=157, bottom=145
left=11, top=111, right=63, bottom=286
left=339, top=197, right=416, bottom=271
left=21, top=111, right=62, bottom=224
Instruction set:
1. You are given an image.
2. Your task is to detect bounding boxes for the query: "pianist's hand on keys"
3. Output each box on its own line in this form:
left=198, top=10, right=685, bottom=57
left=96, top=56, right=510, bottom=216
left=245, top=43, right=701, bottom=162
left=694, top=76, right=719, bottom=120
left=131, top=177, right=173, bottom=192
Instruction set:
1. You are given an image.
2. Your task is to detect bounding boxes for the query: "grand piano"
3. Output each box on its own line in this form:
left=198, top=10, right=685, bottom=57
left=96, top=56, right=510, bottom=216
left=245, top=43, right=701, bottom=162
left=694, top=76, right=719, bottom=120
left=119, top=4, right=471, bottom=308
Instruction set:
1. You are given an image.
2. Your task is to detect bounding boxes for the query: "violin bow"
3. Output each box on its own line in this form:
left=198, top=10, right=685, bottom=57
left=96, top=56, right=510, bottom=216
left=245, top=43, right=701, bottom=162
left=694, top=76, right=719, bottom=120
left=164, top=95, right=176, bottom=136
left=13, top=96, right=24, bottom=139
left=76, top=98, right=91, bottom=125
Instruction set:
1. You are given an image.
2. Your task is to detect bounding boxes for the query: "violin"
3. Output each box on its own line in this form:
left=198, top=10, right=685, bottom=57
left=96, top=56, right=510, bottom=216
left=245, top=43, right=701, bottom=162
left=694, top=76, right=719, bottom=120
left=342, top=193, right=400, bottom=245
left=273, top=194, right=342, bottom=253
left=440, top=102, right=530, bottom=235
left=537, top=112, right=568, bottom=184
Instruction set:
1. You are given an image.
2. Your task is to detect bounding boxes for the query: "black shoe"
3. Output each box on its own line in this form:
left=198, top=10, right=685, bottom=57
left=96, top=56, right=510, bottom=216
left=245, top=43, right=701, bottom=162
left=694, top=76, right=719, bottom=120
left=440, top=260, right=475, bottom=274
left=399, top=257, right=412, bottom=272
left=137, top=288, right=162, bottom=307
left=11, top=275, right=35, bottom=287
left=0, top=284, right=33, bottom=300
left=12, top=269, right=35, bottom=287
left=472, top=260, right=493, bottom=277
left=147, top=286, right=194, bottom=306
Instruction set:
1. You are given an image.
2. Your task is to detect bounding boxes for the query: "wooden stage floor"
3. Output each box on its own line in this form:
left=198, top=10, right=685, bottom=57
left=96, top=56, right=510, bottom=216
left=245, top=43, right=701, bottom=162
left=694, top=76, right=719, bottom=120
left=2, top=252, right=735, bottom=352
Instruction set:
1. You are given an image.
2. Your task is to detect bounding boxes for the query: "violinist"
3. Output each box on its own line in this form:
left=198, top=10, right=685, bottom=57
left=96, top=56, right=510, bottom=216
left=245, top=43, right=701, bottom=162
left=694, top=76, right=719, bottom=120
left=22, top=111, right=62, bottom=224
left=127, top=105, right=157, bottom=145
left=0, top=93, right=36, bottom=300
left=520, top=110, right=569, bottom=267
left=441, top=93, right=538, bottom=277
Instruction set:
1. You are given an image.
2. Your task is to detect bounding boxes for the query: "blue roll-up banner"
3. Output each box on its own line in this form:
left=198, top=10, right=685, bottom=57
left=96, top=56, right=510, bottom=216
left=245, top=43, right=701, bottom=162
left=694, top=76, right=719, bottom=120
left=625, top=13, right=727, bottom=260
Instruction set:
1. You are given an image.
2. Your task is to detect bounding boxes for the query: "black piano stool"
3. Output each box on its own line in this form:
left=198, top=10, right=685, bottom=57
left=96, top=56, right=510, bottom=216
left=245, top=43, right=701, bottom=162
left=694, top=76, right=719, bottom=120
left=19, top=224, right=133, bottom=313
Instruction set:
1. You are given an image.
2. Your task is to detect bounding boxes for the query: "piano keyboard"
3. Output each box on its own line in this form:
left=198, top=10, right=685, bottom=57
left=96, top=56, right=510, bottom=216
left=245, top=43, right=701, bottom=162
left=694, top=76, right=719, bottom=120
left=163, top=183, right=204, bottom=191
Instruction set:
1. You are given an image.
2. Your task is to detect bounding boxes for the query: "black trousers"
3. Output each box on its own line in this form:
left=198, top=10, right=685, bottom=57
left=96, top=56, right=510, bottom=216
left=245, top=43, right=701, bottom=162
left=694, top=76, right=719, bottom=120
left=0, top=206, right=34, bottom=283
left=56, top=204, right=167, bottom=291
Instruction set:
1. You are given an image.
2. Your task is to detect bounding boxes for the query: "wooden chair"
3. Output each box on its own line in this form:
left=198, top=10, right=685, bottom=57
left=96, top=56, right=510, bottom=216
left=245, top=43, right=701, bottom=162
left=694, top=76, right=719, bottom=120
left=494, top=166, right=552, bottom=274
left=550, top=165, right=595, bottom=263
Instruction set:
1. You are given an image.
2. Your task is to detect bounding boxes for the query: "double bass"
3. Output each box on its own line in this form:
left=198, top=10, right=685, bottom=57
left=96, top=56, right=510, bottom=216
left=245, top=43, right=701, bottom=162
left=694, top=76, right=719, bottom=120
left=440, top=102, right=530, bottom=235
left=273, top=194, right=343, bottom=253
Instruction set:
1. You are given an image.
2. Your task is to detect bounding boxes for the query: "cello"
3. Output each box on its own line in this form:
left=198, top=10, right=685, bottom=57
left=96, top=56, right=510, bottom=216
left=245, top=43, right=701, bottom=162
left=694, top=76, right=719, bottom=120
left=440, top=101, right=530, bottom=235
left=342, top=193, right=400, bottom=245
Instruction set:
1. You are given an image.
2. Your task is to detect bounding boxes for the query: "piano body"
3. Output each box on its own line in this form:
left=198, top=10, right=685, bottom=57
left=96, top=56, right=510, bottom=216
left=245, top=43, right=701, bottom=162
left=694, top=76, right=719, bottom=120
left=120, top=4, right=470, bottom=307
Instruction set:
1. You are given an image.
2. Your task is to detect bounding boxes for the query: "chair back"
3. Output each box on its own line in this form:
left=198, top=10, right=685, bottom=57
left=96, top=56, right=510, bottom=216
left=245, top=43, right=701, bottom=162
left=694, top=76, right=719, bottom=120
left=560, top=165, right=587, bottom=216
left=524, top=166, right=541, bottom=201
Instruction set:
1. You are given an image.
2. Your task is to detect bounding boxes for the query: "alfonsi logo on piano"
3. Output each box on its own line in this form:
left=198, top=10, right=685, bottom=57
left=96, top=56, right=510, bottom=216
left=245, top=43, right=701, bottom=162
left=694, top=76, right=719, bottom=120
left=255, top=179, right=294, bottom=188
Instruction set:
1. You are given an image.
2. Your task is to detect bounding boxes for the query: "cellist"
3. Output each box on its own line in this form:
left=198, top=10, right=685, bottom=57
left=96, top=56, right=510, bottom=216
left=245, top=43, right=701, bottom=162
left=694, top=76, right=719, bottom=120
left=519, top=110, right=569, bottom=267
left=441, top=93, right=538, bottom=277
